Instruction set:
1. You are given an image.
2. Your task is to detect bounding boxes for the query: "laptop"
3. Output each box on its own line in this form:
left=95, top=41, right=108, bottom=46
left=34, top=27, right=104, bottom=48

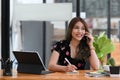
left=13, top=51, right=53, bottom=74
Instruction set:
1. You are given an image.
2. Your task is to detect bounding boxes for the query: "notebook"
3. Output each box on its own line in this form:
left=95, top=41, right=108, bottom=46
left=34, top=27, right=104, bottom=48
left=13, top=51, right=53, bottom=74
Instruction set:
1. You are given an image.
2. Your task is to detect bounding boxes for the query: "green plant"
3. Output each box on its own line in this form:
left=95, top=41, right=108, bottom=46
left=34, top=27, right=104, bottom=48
left=93, top=32, right=115, bottom=66
left=106, top=57, right=115, bottom=66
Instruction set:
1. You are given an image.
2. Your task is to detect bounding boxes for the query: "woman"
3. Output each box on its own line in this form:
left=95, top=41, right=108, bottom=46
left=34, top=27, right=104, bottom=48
left=48, top=17, right=99, bottom=72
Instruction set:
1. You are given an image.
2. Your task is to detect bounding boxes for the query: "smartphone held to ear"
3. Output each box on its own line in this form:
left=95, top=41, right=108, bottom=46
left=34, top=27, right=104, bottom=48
left=83, top=36, right=90, bottom=42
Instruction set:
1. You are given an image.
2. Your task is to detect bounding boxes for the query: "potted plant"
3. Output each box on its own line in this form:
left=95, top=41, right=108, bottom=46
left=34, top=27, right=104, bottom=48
left=93, top=32, right=115, bottom=67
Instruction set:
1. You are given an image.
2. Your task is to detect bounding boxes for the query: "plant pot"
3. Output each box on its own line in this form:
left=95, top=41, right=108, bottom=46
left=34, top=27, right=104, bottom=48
left=103, top=65, right=110, bottom=72
left=109, top=66, right=120, bottom=77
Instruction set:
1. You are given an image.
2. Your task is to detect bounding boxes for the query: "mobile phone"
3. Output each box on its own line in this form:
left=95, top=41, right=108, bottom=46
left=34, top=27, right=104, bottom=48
left=83, top=36, right=90, bottom=42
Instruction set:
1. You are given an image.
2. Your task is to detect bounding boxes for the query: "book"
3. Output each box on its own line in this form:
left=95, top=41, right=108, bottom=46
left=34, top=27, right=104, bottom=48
left=85, top=71, right=109, bottom=77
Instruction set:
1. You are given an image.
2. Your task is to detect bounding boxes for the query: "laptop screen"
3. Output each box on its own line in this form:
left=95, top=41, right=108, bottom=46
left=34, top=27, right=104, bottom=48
left=13, top=51, right=47, bottom=74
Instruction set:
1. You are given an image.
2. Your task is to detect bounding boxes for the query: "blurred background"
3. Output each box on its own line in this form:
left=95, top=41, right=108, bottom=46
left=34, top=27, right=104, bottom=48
left=0, top=0, right=120, bottom=69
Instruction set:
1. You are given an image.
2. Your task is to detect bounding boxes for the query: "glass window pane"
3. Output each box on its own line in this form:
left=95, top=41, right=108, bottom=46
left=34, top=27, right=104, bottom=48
left=110, top=0, right=120, bottom=65
left=17, top=0, right=42, bottom=4
left=51, top=21, right=66, bottom=41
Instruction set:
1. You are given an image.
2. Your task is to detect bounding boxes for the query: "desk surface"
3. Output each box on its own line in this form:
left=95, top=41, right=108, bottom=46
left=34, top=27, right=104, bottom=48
left=0, top=70, right=120, bottom=80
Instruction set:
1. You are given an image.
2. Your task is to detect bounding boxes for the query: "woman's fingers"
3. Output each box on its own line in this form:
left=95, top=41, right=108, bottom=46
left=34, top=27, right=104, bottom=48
left=66, top=65, right=77, bottom=72
left=71, top=65, right=77, bottom=69
left=85, top=32, right=94, bottom=42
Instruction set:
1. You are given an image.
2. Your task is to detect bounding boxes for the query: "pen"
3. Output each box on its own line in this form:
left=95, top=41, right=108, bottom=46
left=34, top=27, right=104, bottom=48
left=65, top=58, right=72, bottom=65
left=65, top=58, right=77, bottom=72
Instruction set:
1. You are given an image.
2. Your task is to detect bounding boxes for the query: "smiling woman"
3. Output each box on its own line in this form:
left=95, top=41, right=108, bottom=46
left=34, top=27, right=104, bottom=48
left=48, top=17, right=100, bottom=72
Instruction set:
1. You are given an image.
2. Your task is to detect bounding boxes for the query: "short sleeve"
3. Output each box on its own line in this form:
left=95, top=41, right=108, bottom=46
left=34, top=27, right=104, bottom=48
left=51, top=41, right=61, bottom=53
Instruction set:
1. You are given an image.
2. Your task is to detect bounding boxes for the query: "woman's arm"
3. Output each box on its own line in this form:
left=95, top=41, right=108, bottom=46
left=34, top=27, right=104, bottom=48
left=86, top=33, right=100, bottom=70
left=89, top=47, right=100, bottom=70
left=48, top=50, right=77, bottom=72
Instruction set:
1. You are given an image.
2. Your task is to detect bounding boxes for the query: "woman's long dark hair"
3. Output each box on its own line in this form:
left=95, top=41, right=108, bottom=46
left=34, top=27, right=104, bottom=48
left=65, top=17, right=91, bottom=61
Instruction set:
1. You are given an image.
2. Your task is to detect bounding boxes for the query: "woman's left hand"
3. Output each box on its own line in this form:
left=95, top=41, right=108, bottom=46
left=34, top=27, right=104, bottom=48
left=85, top=32, right=94, bottom=46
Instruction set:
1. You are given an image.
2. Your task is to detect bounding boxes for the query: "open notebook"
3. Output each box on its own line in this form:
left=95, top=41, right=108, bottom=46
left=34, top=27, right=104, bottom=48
left=13, top=51, right=53, bottom=74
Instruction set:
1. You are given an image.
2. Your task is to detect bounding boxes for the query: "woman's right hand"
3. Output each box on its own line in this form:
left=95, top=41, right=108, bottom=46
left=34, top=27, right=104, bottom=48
left=65, top=64, right=77, bottom=72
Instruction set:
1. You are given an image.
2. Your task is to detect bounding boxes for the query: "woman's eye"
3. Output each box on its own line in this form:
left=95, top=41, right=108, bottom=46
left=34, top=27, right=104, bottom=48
left=81, top=27, right=85, bottom=30
left=74, top=26, right=79, bottom=29
left=74, top=26, right=85, bottom=30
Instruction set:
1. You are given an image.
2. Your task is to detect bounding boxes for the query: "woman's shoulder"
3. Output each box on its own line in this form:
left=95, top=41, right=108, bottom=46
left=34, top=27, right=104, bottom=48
left=51, top=40, right=69, bottom=52
left=55, top=40, right=69, bottom=45
left=52, top=40, right=70, bottom=48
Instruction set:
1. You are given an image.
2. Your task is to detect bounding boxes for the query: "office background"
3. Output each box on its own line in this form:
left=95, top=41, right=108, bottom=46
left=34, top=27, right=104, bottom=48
left=0, top=0, right=120, bottom=69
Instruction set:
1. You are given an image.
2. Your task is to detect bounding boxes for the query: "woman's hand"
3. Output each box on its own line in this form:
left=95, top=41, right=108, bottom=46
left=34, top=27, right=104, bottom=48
left=85, top=32, right=94, bottom=47
left=65, top=64, right=77, bottom=72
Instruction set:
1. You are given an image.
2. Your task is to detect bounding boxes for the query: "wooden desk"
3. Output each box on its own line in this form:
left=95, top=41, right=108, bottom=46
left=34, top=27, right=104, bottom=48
left=0, top=70, right=120, bottom=80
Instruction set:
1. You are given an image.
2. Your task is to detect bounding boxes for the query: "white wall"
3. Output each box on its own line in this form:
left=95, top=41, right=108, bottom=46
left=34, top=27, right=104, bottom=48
left=13, top=2, right=72, bottom=21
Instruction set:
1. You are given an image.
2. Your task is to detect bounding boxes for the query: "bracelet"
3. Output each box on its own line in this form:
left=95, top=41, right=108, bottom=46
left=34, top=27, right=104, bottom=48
left=90, top=47, right=95, bottom=50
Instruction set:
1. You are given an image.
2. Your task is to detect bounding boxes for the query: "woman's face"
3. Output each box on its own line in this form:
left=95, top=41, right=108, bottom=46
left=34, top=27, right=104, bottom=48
left=71, top=21, right=86, bottom=41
